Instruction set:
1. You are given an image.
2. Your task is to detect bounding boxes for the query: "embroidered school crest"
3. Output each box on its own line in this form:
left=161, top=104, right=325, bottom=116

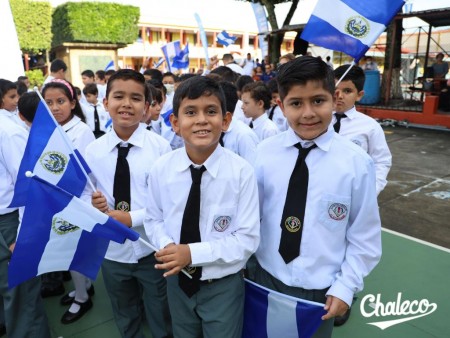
left=116, top=201, right=130, bottom=212
left=285, top=216, right=301, bottom=233
left=328, top=203, right=348, bottom=221
left=52, top=217, right=79, bottom=235
left=185, top=265, right=197, bottom=275
left=213, top=216, right=231, bottom=232
left=345, top=16, right=370, bottom=39
left=39, top=151, right=67, bottom=174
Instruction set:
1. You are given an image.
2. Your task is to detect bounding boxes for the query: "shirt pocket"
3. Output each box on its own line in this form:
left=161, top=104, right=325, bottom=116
left=318, top=193, right=351, bottom=232
left=208, top=206, right=237, bottom=237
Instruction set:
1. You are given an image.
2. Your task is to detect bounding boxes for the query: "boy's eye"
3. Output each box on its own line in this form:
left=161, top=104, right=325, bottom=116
left=344, top=89, right=352, bottom=94
left=113, top=95, right=123, bottom=99
left=290, top=100, right=301, bottom=107
left=132, top=96, right=143, bottom=101
left=313, top=98, right=324, bottom=105
left=207, top=109, right=218, bottom=115
left=184, top=110, right=195, bottom=116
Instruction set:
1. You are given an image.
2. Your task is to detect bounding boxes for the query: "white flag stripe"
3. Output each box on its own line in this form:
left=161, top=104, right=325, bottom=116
left=267, top=292, right=299, bottom=338
left=38, top=224, right=83, bottom=274
left=313, top=0, right=386, bottom=46
left=54, top=196, right=110, bottom=232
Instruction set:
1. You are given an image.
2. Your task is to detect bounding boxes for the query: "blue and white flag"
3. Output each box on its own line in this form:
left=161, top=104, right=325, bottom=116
left=9, top=100, right=91, bottom=207
left=8, top=175, right=139, bottom=288
left=161, top=40, right=182, bottom=72
left=172, top=43, right=190, bottom=70
left=243, top=279, right=326, bottom=338
left=216, top=30, right=237, bottom=47
left=104, top=60, right=115, bottom=71
left=153, top=57, right=165, bottom=69
left=301, top=0, right=405, bottom=62
left=251, top=3, right=270, bottom=59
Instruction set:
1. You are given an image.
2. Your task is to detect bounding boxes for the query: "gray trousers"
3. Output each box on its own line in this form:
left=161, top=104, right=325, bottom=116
left=166, top=272, right=245, bottom=338
left=0, top=211, right=50, bottom=338
left=101, top=254, right=171, bottom=338
left=254, top=262, right=334, bottom=338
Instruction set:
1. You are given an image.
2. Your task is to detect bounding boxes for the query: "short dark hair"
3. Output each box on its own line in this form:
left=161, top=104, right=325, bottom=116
left=334, top=65, right=365, bottom=92
left=81, top=70, right=95, bottom=78
left=241, top=82, right=271, bottom=110
left=162, top=72, right=177, bottom=83
left=16, top=81, right=28, bottom=96
left=143, top=68, right=163, bottom=82
left=178, top=73, right=197, bottom=82
left=266, top=78, right=279, bottom=94
left=82, top=83, right=98, bottom=96
left=0, top=79, right=17, bottom=97
left=277, top=55, right=335, bottom=101
left=95, top=70, right=106, bottom=81
left=210, top=66, right=238, bottom=83
left=172, top=76, right=226, bottom=117
left=105, top=69, right=116, bottom=77
left=235, top=75, right=254, bottom=92
left=146, top=83, right=163, bottom=104
left=42, top=80, right=86, bottom=123
left=18, top=92, right=40, bottom=123
left=219, top=81, right=238, bottom=113
left=17, top=76, right=28, bottom=83
left=106, top=69, right=149, bottom=102
left=147, top=79, right=167, bottom=96
left=50, top=59, right=67, bottom=73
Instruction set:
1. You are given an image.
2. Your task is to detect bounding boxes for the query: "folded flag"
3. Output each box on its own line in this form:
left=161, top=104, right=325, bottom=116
left=243, top=279, right=326, bottom=338
left=104, top=60, right=115, bottom=71
left=301, top=0, right=405, bottom=61
left=217, top=30, right=237, bottom=47
left=8, top=175, right=139, bottom=288
left=9, top=100, right=91, bottom=207
left=172, top=43, right=190, bottom=70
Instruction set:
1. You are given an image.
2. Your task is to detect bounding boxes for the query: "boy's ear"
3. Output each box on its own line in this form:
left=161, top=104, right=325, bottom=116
left=103, top=97, right=108, bottom=110
left=276, top=98, right=285, bottom=116
left=357, top=90, right=365, bottom=101
left=169, top=113, right=179, bottom=134
left=222, top=111, right=232, bottom=132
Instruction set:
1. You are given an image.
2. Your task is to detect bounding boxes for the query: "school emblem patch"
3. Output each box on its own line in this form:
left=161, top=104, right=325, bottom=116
left=185, top=265, right=197, bottom=275
left=345, top=16, right=370, bottom=39
left=328, top=203, right=348, bottom=221
left=285, top=216, right=301, bottom=233
left=52, top=217, right=79, bottom=235
left=39, top=151, right=67, bottom=175
left=213, top=216, right=231, bottom=232
left=116, top=201, right=130, bottom=212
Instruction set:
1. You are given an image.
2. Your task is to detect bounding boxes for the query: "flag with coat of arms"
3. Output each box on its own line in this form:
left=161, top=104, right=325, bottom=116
left=301, top=0, right=405, bottom=62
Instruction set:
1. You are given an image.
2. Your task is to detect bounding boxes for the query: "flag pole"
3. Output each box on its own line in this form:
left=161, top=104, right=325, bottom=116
left=34, top=88, right=96, bottom=192
left=335, top=60, right=356, bottom=87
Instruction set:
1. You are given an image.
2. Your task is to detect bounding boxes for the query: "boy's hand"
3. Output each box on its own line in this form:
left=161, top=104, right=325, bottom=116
left=106, top=210, right=132, bottom=227
left=92, top=191, right=108, bottom=212
left=154, top=244, right=192, bottom=277
left=9, top=242, right=15, bottom=253
left=322, top=296, right=350, bottom=320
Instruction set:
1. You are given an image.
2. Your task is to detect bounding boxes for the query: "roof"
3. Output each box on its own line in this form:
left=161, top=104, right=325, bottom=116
left=397, top=7, right=450, bottom=27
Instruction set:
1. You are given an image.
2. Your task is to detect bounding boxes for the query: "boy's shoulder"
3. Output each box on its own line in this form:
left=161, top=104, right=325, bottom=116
left=333, top=132, right=373, bottom=163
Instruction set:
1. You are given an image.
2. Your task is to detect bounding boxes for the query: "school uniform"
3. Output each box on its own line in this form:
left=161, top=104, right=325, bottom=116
left=254, top=126, right=381, bottom=338
left=0, top=115, right=50, bottom=337
left=233, top=100, right=252, bottom=125
left=81, top=101, right=110, bottom=138
left=145, top=145, right=260, bottom=338
left=63, top=116, right=96, bottom=155
left=221, top=118, right=259, bottom=164
left=84, top=124, right=171, bottom=338
left=0, top=108, right=28, bottom=130
left=251, top=113, right=279, bottom=142
left=267, top=105, right=289, bottom=132
left=332, top=106, right=392, bottom=194
left=96, top=84, right=107, bottom=102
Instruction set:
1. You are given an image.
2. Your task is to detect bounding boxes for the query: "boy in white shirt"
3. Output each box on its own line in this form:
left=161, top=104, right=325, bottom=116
left=145, top=76, right=260, bottom=338
left=81, top=83, right=110, bottom=138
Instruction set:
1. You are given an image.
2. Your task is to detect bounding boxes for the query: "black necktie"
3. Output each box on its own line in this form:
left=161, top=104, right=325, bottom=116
left=219, top=132, right=225, bottom=147
left=93, top=105, right=105, bottom=138
left=179, top=165, right=206, bottom=297
left=146, top=124, right=152, bottom=131
left=113, top=144, right=133, bottom=212
left=249, top=121, right=254, bottom=129
left=278, top=143, right=317, bottom=264
left=333, top=113, right=347, bottom=133
left=268, top=106, right=276, bottom=120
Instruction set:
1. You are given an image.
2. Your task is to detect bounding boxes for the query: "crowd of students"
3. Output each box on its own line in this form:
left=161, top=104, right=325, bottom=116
left=0, top=53, right=391, bottom=338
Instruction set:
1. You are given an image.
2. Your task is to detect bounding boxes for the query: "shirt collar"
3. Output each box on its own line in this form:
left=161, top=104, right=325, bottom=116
left=225, top=117, right=237, bottom=133
left=334, top=106, right=357, bottom=119
left=175, top=144, right=223, bottom=179
left=106, top=123, right=146, bottom=152
left=283, top=125, right=334, bottom=152
left=61, top=115, right=81, bottom=132
left=253, top=113, right=268, bottom=128
left=0, top=109, right=16, bottom=118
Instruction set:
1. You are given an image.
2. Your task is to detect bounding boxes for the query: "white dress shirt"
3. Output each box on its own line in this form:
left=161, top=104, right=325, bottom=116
left=252, top=113, right=279, bottom=142
left=267, top=106, right=288, bottom=132
left=144, top=145, right=260, bottom=280
left=222, top=118, right=259, bottom=165
left=332, top=106, right=392, bottom=194
left=84, top=124, right=171, bottom=263
left=254, top=126, right=381, bottom=306
left=80, top=101, right=110, bottom=134
left=0, top=115, right=27, bottom=214
left=62, top=116, right=95, bottom=157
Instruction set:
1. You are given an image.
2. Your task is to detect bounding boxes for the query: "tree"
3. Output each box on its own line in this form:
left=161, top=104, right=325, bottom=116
left=10, top=0, right=52, bottom=54
left=240, top=0, right=300, bottom=63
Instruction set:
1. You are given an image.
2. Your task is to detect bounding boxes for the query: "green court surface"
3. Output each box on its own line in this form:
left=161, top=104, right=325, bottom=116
left=45, top=228, right=450, bottom=337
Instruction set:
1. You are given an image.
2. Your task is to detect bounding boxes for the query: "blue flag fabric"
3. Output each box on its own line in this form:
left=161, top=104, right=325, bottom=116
left=9, top=101, right=90, bottom=207
left=243, top=279, right=326, bottom=338
left=161, top=41, right=182, bottom=72
left=104, top=60, right=115, bottom=71
left=172, top=43, right=190, bottom=70
left=216, top=30, right=237, bottom=47
left=8, top=175, right=139, bottom=288
left=301, top=0, right=405, bottom=62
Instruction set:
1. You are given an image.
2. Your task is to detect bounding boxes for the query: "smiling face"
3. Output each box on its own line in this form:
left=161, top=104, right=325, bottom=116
left=278, top=81, right=335, bottom=140
left=44, top=88, right=75, bottom=126
left=1, top=89, right=19, bottom=112
left=170, top=94, right=231, bottom=164
left=104, top=79, right=148, bottom=140
left=335, top=80, right=364, bottom=114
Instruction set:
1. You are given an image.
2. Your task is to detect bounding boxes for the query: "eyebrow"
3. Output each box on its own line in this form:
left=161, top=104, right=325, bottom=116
left=111, top=91, right=144, bottom=97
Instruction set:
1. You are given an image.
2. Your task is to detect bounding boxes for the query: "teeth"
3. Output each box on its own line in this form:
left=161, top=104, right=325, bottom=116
left=195, top=130, right=209, bottom=135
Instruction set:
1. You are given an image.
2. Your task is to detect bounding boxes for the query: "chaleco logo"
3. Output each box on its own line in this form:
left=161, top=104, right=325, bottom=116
left=345, top=16, right=370, bottom=39
left=360, top=292, right=437, bottom=329
left=39, top=151, right=67, bottom=174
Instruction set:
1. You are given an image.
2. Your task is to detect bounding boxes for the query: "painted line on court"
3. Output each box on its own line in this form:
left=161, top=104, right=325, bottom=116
left=382, top=228, right=450, bottom=254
